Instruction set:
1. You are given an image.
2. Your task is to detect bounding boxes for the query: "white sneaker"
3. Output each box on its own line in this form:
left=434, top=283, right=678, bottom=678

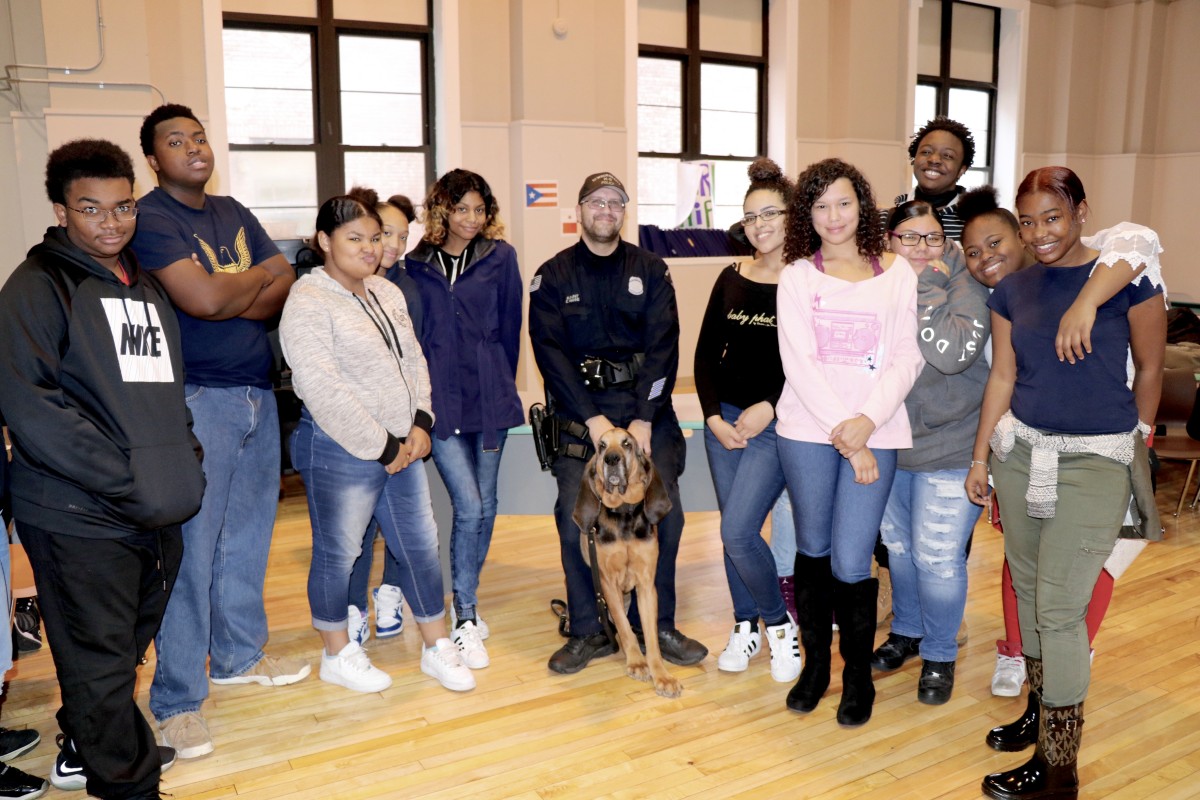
left=451, top=607, right=489, bottom=640
left=373, top=584, right=404, bottom=638
left=320, top=642, right=392, bottom=693
left=716, top=621, right=761, bottom=673
left=765, top=613, right=802, bottom=683
left=422, top=638, right=476, bottom=691
left=991, top=653, right=1027, bottom=697
left=451, top=620, right=490, bottom=669
left=347, top=604, right=370, bottom=646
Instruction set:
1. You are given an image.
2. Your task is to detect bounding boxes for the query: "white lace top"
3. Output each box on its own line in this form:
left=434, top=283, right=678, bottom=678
left=1083, top=221, right=1167, bottom=305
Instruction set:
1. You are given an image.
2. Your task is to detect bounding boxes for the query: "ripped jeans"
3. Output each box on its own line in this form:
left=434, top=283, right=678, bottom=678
left=879, top=468, right=981, bottom=662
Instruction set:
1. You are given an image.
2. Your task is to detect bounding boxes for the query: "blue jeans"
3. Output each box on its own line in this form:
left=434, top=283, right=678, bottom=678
left=152, top=385, right=278, bottom=722
left=769, top=490, right=796, bottom=578
left=348, top=525, right=405, bottom=609
left=880, top=468, right=980, bottom=662
left=291, top=412, right=444, bottom=629
left=552, top=419, right=686, bottom=637
left=778, top=438, right=897, bottom=583
left=704, top=404, right=787, bottom=624
left=431, top=430, right=507, bottom=619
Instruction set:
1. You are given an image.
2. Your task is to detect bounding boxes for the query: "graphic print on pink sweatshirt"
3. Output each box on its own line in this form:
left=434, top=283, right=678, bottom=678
left=813, top=305, right=881, bottom=369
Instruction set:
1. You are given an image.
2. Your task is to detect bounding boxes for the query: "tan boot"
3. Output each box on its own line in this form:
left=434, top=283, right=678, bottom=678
left=874, top=565, right=892, bottom=628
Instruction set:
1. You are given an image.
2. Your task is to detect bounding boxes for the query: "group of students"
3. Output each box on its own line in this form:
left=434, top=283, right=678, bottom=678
left=697, top=117, right=1165, bottom=800
left=0, top=106, right=1167, bottom=800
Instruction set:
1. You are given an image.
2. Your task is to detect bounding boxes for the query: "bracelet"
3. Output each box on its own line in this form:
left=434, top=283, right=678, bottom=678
left=969, top=459, right=989, bottom=470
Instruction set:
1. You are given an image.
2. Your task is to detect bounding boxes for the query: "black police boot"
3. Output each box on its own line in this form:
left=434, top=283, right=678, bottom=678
left=548, top=633, right=617, bottom=675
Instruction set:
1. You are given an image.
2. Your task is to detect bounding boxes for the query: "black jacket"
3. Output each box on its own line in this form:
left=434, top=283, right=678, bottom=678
left=529, top=240, right=680, bottom=429
left=0, top=227, right=204, bottom=538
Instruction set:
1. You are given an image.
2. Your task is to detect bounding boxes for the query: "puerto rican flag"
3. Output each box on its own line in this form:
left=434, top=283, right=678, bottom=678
left=525, top=181, right=557, bottom=208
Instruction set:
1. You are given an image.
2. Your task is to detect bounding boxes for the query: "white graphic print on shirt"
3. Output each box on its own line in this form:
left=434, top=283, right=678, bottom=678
left=100, top=298, right=174, bottom=382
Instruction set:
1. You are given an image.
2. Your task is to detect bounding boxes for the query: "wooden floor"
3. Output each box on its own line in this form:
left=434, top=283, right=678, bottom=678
left=5, top=462, right=1200, bottom=800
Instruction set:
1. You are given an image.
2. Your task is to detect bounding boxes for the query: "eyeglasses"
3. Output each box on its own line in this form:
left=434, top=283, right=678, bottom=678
left=741, top=209, right=785, bottom=227
left=889, top=230, right=946, bottom=247
left=65, top=204, right=138, bottom=223
left=582, top=197, right=625, bottom=211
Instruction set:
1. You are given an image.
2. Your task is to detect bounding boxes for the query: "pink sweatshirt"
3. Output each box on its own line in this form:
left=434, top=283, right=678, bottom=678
left=776, top=255, right=923, bottom=449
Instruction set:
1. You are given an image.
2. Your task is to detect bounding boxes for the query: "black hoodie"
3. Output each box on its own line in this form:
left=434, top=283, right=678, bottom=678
left=0, top=226, right=205, bottom=538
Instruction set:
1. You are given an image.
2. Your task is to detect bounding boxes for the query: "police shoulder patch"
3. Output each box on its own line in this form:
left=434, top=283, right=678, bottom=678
left=530, top=274, right=542, bottom=292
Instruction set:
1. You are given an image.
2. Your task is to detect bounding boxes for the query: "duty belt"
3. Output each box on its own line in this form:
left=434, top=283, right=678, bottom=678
left=579, top=353, right=645, bottom=391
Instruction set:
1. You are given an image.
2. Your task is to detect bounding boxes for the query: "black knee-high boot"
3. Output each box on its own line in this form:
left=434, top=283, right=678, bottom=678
left=982, top=700, right=1082, bottom=800
left=832, top=575, right=878, bottom=727
left=786, top=554, right=833, bottom=713
left=988, top=656, right=1042, bottom=751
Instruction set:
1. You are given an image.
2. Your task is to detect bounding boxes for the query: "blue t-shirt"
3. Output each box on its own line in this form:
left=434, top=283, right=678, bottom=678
left=131, top=188, right=282, bottom=388
left=988, top=258, right=1161, bottom=435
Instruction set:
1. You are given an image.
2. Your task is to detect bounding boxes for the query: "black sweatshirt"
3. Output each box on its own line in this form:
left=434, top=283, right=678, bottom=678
left=0, top=227, right=204, bottom=538
left=694, top=265, right=785, bottom=420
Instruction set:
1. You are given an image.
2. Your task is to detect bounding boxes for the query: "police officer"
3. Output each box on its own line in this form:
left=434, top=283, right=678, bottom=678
left=529, top=172, right=708, bottom=674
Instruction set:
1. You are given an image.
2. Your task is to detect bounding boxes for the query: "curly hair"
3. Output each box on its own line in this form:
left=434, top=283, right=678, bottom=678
left=909, top=116, right=976, bottom=172
left=420, top=169, right=505, bottom=246
left=139, top=103, right=202, bottom=156
left=45, top=139, right=136, bottom=205
left=783, top=158, right=883, bottom=262
left=957, top=185, right=1019, bottom=237
left=1015, top=166, right=1086, bottom=218
left=745, top=157, right=794, bottom=206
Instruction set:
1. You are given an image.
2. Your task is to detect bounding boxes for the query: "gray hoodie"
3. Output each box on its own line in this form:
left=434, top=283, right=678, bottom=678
left=898, top=244, right=991, bottom=472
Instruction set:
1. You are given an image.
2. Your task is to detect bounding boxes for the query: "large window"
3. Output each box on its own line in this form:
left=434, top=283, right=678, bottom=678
left=637, top=0, right=767, bottom=230
left=223, top=1, right=432, bottom=238
left=915, top=0, right=998, bottom=188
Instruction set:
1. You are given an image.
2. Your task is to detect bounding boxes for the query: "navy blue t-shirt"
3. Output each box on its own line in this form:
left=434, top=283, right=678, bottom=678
left=989, top=258, right=1161, bottom=435
left=130, top=188, right=281, bottom=389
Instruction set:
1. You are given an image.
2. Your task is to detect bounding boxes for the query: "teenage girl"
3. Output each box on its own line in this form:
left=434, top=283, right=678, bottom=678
left=959, top=187, right=1163, bottom=711
left=695, top=158, right=800, bottom=683
left=281, top=195, right=475, bottom=694
left=344, top=187, right=417, bottom=645
left=776, top=158, right=924, bottom=727
left=965, top=167, right=1165, bottom=800
left=870, top=201, right=989, bottom=706
left=406, top=170, right=524, bottom=671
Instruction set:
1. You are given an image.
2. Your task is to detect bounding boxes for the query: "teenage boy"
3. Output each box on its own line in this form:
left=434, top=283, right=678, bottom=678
left=130, top=104, right=305, bottom=760
left=895, top=116, right=976, bottom=240
left=0, top=138, right=204, bottom=800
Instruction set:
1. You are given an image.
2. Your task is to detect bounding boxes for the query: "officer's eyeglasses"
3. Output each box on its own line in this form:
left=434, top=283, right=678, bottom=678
left=889, top=231, right=946, bottom=247
left=582, top=198, right=625, bottom=211
left=65, top=204, right=139, bottom=224
left=741, top=209, right=785, bottom=227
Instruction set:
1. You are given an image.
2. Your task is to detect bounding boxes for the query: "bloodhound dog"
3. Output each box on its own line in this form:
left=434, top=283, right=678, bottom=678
left=573, top=428, right=682, bottom=698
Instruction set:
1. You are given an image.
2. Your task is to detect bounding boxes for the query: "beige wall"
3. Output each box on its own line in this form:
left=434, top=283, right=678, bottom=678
left=1022, top=0, right=1199, bottom=299
left=1, top=0, right=1196, bottom=339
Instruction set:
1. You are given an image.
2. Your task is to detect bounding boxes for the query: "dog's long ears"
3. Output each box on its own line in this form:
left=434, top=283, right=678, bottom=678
left=572, top=457, right=602, bottom=536
left=643, top=464, right=672, bottom=525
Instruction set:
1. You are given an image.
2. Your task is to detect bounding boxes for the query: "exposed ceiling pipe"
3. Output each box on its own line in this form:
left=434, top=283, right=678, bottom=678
left=2, top=0, right=165, bottom=109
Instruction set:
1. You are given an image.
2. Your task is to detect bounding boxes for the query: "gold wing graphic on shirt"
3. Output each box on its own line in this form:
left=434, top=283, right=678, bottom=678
left=194, top=228, right=252, bottom=273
